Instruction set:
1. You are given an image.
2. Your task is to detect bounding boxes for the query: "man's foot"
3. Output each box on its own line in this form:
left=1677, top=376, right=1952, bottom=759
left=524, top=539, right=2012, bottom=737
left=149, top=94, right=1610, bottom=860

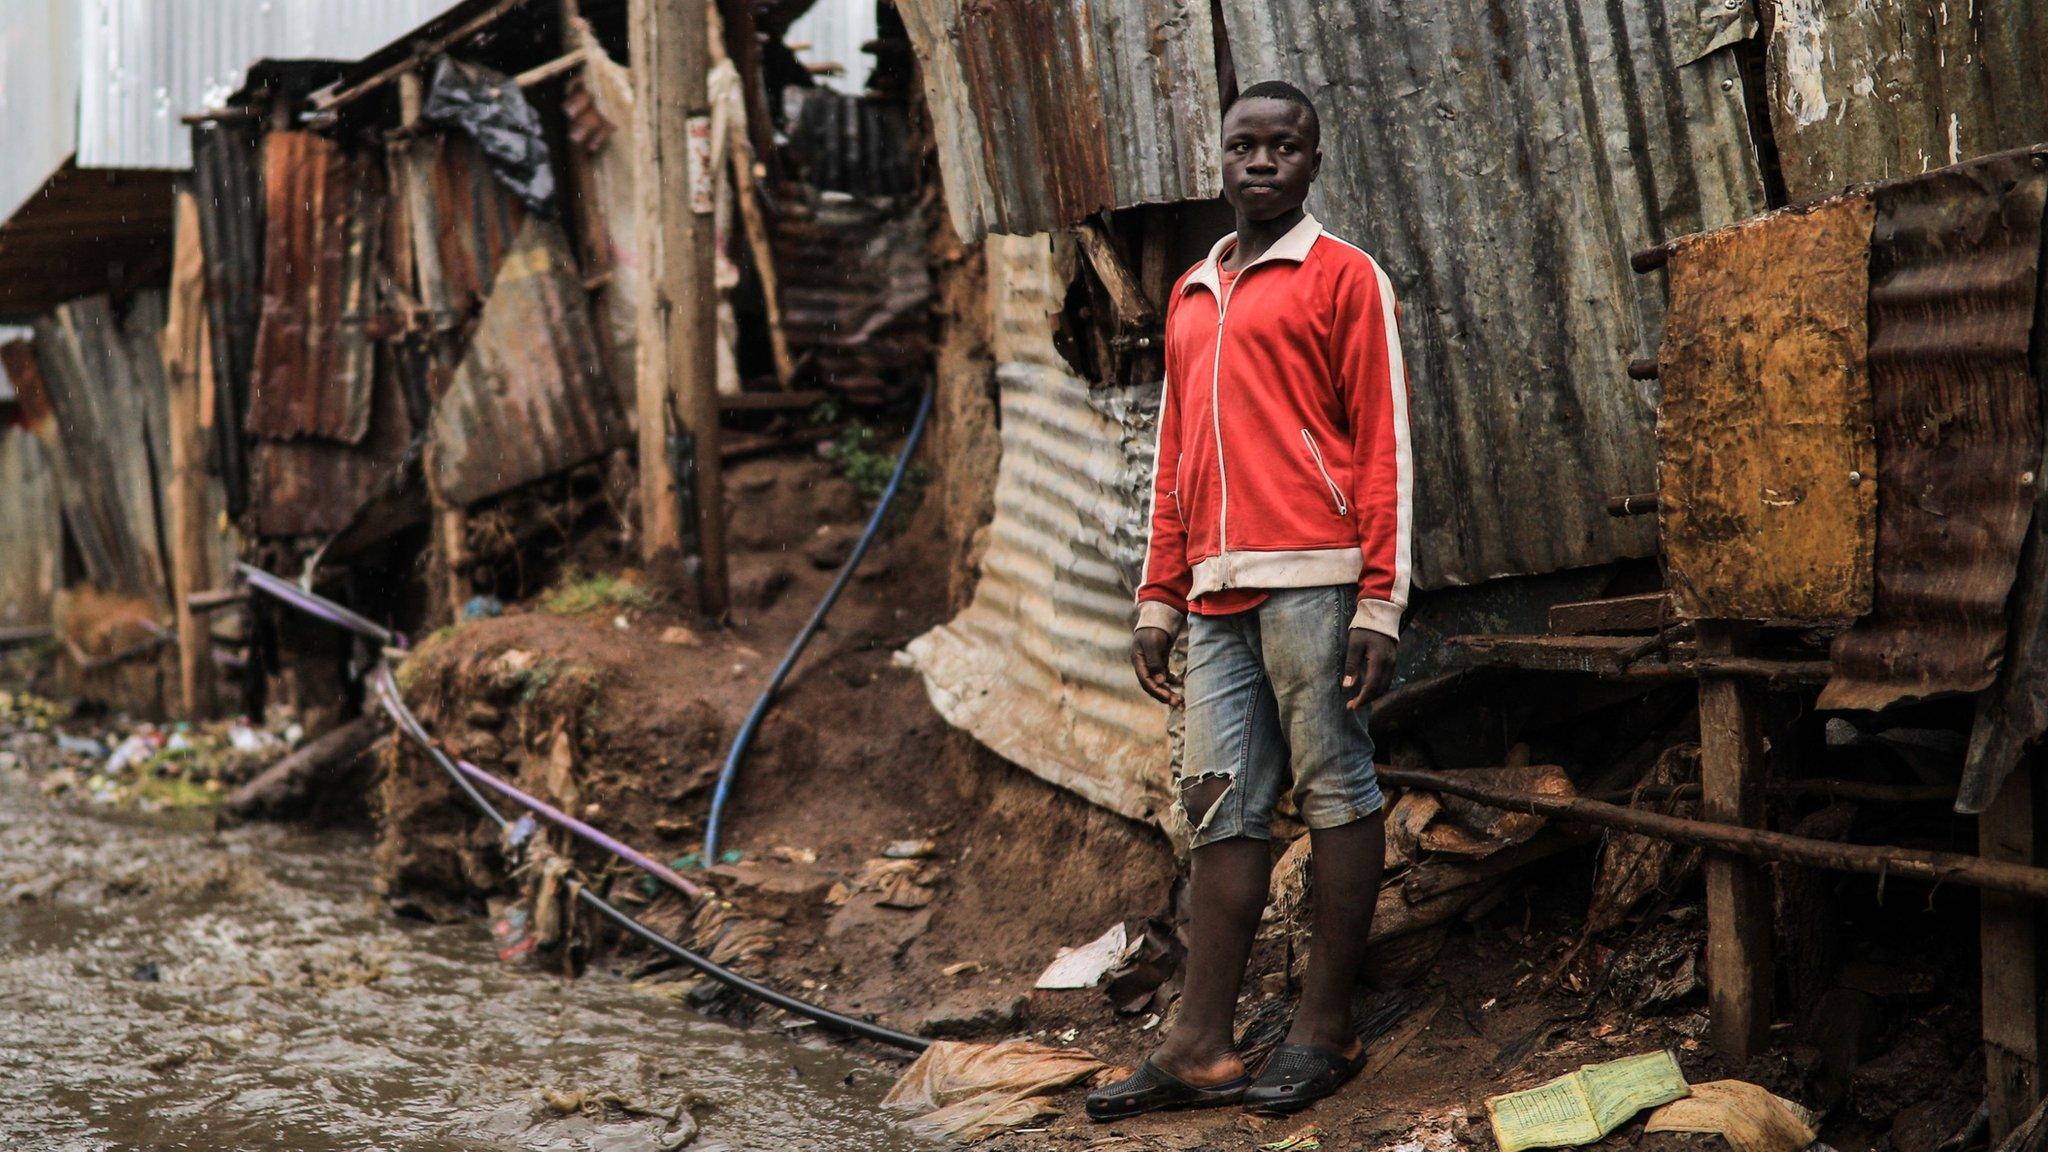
left=1085, top=1057, right=1253, bottom=1122
left=1243, top=1039, right=1367, bottom=1114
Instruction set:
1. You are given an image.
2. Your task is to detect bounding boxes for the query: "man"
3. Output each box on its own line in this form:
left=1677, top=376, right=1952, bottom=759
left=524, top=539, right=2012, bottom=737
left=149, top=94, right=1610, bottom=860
left=1088, top=80, right=1411, bottom=1119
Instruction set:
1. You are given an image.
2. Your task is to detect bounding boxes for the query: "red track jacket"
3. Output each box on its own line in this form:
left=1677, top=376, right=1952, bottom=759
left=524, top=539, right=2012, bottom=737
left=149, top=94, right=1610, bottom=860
left=1135, top=214, right=1413, bottom=641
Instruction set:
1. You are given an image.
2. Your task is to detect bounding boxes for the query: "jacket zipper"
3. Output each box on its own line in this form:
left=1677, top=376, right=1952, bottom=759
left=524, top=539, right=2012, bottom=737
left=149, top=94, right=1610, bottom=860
left=1211, top=275, right=1242, bottom=575
left=1300, top=430, right=1349, bottom=516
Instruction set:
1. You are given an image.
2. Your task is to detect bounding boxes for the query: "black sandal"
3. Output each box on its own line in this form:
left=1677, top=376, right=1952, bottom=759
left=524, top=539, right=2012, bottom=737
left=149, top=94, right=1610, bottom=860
left=1243, top=1043, right=1368, bottom=1114
left=1085, top=1059, right=1253, bottom=1121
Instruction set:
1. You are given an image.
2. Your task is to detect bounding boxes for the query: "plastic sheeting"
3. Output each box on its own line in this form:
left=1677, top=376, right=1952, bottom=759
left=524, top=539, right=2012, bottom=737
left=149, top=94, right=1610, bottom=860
left=422, top=56, right=558, bottom=214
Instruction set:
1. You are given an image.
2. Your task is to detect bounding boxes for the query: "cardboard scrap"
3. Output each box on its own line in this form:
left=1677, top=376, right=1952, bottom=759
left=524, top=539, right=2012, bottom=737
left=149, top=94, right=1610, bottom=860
left=1034, top=922, right=1131, bottom=990
left=1645, top=1079, right=1817, bottom=1152
left=882, top=1039, right=1107, bottom=1141
left=1485, top=1050, right=1690, bottom=1152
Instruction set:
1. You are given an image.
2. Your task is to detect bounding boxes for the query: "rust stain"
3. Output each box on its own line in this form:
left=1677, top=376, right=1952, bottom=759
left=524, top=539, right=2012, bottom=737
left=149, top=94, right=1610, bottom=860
left=248, top=131, right=383, bottom=445
left=1659, top=193, right=1877, bottom=622
left=248, top=344, right=416, bottom=540
left=428, top=219, right=626, bottom=508
left=1820, top=149, right=2048, bottom=711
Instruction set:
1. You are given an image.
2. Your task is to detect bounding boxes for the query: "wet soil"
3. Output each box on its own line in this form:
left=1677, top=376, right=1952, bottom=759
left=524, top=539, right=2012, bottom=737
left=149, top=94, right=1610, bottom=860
left=0, top=761, right=928, bottom=1151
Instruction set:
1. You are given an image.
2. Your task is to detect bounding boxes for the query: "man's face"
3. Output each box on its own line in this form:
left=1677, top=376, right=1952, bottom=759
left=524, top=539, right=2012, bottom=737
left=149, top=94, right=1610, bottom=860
left=1221, top=97, right=1320, bottom=222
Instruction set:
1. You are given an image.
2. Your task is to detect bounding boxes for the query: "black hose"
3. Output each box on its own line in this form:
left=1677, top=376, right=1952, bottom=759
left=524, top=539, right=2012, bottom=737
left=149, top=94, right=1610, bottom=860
left=703, top=386, right=934, bottom=864
left=248, top=569, right=931, bottom=1053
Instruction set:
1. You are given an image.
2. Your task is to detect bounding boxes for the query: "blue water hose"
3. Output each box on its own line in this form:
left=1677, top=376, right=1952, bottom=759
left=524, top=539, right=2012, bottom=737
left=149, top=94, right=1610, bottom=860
left=701, top=387, right=935, bottom=866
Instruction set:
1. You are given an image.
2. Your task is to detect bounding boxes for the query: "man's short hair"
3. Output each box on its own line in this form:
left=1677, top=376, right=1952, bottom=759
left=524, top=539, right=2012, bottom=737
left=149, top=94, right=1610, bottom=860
left=1229, top=80, right=1320, bottom=145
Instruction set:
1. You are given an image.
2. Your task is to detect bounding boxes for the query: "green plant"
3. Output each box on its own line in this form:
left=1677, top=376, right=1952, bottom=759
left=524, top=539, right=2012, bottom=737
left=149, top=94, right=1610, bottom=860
left=540, top=568, right=657, bottom=616
left=515, top=657, right=566, bottom=704
left=827, top=422, right=927, bottom=501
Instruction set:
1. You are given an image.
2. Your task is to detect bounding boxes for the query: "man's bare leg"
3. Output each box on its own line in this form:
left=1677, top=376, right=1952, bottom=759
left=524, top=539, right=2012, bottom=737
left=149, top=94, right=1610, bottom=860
left=1148, top=777, right=1271, bottom=1086
left=1282, top=810, right=1387, bottom=1056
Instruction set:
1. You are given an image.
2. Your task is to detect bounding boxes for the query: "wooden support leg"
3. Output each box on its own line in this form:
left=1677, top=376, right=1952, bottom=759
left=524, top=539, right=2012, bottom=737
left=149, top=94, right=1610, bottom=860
left=1984, top=762, right=2048, bottom=1143
left=1697, top=620, right=1774, bottom=1061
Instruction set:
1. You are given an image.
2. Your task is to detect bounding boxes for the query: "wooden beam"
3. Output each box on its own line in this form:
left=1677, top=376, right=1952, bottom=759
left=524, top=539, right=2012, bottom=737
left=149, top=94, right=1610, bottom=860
left=311, top=0, right=535, bottom=111
left=162, top=189, right=215, bottom=719
left=1549, top=591, right=1670, bottom=635
left=514, top=47, right=587, bottom=88
left=1985, top=763, right=2048, bottom=1142
left=1696, top=621, right=1774, bottom=1061
left=630, top=0, right=728, bottom=614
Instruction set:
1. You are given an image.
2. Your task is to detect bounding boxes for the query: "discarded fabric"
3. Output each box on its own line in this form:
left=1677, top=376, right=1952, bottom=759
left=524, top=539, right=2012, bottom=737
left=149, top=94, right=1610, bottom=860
left=882, top=1039, right=1107, bottom=1141
left=1644, top=1080, right=1817, bottom=1152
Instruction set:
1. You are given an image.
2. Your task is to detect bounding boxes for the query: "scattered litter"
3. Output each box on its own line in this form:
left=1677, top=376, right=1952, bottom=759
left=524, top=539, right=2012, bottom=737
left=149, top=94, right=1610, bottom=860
left=461, top=595, right=504, bottom=620
left=613, top=615, right=631, bottom=631
left=535, top=1086, right=699, bottom=1149
left=227, top=724, right=283, bottom=754
left=1260, top=1124, right=1325, bottom=1150
left=1645, top=1080, right=1817, bottom=1152
left=660, top=626, right=703, bottom=647
left=1035, top=922, right=1132, bottom=990
left=106, top=732, right=158, bottom=775
left=882, top=1039, right=1107, bottom=1141
left=57, top=734, right=108, bottom=759
left=883, top=838, right=938, bottom=859
left=1485, top=1050, right=1690, bottom=1152
left=1103, top=918, right=1183, bottom=1013
left=766, top=845, right=817, bottom=864
left=943, top=961, right=985, bottom=977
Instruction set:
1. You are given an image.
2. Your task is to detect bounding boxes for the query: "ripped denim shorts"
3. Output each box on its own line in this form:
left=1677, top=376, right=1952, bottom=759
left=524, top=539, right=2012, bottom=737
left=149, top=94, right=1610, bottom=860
left=1178, top=584, right=1386, bottom=849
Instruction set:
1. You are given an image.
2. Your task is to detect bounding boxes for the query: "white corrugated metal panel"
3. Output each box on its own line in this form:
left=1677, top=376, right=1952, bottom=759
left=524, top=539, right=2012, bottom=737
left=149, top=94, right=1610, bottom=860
left=784, top=0, right=877, bottom=96
left=0, top=1, right=82, bottom=226
left=901, top=234, right=1171, bottom=826
left=76, top=0, right=467, bottom=173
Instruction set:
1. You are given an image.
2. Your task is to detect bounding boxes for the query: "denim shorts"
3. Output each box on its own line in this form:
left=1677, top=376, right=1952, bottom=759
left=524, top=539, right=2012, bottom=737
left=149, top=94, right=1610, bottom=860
left=1179, top=585, right=1386, bottom=849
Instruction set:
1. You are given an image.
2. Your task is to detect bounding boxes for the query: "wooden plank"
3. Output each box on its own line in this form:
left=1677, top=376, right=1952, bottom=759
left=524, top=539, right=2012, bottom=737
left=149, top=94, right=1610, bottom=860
left=1983, top=764, right=2048, bottom=1143
left=1658, top=194, right=1877, bottom=622
left=162, top=190, right=215, bottom=719
left=1696, top=621, right=1773, bottom=1061
left=1548, top=591, right=1670, bottom=635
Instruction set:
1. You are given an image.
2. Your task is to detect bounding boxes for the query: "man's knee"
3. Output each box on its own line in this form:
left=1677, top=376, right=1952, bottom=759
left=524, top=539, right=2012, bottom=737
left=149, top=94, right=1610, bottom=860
left=1181, top=774, right=1234, bottom=831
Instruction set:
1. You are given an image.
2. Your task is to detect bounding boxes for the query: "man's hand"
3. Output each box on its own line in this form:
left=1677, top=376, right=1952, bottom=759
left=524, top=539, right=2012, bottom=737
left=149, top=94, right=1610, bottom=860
left=1131, top=626, right=1182, bottom=707
left=1342, top=628, right=1397, bottom=710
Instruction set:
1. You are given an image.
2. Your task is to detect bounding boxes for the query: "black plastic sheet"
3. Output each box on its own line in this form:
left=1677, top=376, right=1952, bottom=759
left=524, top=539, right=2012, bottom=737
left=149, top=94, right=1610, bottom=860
left=423, top=57, right=557, bottom=214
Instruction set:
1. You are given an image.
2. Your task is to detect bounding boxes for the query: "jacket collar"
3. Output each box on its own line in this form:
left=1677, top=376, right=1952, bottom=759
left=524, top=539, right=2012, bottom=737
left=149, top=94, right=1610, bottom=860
left=1183, top=212, right=1324, bottom=298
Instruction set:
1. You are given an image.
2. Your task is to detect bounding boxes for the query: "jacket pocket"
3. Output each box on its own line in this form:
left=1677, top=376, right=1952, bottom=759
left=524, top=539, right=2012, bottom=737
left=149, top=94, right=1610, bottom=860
left=1300, top=430, right=1349, bottom=516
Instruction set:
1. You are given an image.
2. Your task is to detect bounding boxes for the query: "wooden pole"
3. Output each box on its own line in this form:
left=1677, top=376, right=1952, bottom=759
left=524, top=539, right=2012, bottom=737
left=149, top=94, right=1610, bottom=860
left=1376, top=765, right=2048, bottom=902
left=630, top=0, right=729, bottom=615
left=161, top=189, right=215, bottom=719
left=1696, top=621, right=1774, bottom=1061
left=1985, top=763, right=2048, bottom=1141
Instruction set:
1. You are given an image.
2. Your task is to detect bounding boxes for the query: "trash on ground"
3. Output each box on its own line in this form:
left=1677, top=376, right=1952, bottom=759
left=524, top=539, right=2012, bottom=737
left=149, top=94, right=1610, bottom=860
left=1102, top=918, right=1183, bottom=1013
left=883, top=838, right=938, bottom=859
left=881, top=1038, right=1108, bottom=1141
left=1644, top=1079, right=1817, bottom=1152
left=1035, top=922, right=1132, bottom=990
left=1260, top=1123, right=1325, bottom=1150
left=1485, top=1049, right=1690, bottom=1152
left=535, top=1086, right=699, bottom=1149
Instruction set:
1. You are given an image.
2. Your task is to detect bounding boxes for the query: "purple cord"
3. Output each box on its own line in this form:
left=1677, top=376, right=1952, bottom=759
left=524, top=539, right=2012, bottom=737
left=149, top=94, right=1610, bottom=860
left=450, top=757, right=705, bottom=901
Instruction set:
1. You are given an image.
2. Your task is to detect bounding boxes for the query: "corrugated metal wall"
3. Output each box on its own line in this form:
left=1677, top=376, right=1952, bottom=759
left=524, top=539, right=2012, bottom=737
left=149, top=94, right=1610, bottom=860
left=899, top=0, right=1222, bottom=240
left=72, top=0, right=467, bottom=173
left=1767, top=0, right=2048, bottom=201
left=902, top=234, right=1171, bottom=825
left=1218, top=0, right=1769, bottom=588
left=0, top=1, right=82, bottom=225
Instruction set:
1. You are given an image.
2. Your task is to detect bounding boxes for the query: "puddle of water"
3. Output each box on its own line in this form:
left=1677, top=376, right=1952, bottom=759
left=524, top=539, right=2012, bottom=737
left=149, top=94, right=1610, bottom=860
left=0, top=774, right=929, bottom=1152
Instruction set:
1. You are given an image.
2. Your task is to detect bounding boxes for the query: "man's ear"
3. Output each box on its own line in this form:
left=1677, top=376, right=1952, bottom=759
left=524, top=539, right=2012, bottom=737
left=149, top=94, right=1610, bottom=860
left=1311, top=148, right=1323, bottom=181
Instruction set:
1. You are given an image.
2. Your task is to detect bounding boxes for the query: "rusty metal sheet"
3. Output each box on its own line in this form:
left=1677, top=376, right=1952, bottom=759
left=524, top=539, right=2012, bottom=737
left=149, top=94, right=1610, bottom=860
left=1819, top=150, right=2048, bottom=712
left=899, top=0, right=1222, bottom=240
left=1218, top=0, right=1769, bottom=588
left=903, top=234, right=1170, bottom=825
left=248, top=131, right=382, bottom=444
left=1768, top=1, right=2048, bottom=202
left=1659, top=194, right=1877, bottom=621
left=249, top=344, right=417, bottom=539
left=419, top=132, right=528, bottom=333
left=0, top=428, right=61, bottom=628
left=428, top=219, right=626, bottom=507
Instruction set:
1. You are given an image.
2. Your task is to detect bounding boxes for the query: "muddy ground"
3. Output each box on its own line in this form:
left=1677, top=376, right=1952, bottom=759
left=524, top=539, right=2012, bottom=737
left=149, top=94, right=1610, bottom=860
left=358, top=452, right=1992, bottom=1151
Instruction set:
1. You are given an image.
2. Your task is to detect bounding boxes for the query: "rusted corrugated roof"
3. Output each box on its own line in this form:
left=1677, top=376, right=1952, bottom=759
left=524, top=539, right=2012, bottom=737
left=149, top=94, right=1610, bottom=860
left=248, top=132, right=382, bottom=444
left=1767, top=1, right=2048, bottom=201
left=1818, top=149, right=2048, bottom=712
left=903, top=234, right=1171, bottom=826
left=428, top=219, right=626, bottom=507
left=1217, top=0, right=1768, bottom=588
left=899, top=0, right=1222, bottom=240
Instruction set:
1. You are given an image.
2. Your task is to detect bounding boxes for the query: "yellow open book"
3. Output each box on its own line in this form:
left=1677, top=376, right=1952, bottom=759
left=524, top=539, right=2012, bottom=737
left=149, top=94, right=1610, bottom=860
left=1484, top=1050, right=1690, bottom=1152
